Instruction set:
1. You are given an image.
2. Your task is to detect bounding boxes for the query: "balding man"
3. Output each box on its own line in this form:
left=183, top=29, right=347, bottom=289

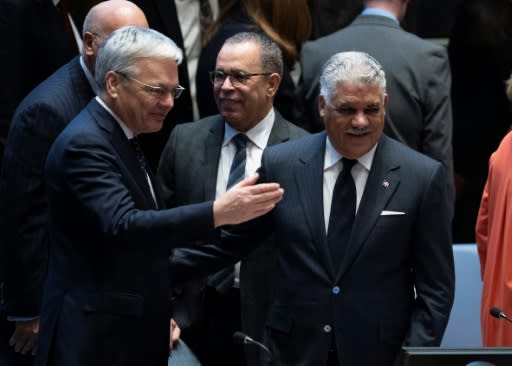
left=0, top=2, right=148, bottom=365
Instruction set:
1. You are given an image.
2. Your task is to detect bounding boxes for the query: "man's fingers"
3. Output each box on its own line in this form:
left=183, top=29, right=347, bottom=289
left=233, top=173, right=259, bottom=188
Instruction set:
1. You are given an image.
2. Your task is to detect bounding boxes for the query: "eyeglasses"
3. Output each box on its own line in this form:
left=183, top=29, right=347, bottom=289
left=115, top=71, right=185, bottom=100
left=209, top=70, right=272, bottom=87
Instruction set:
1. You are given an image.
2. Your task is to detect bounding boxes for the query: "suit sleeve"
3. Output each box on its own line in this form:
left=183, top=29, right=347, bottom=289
left=0, top=105, right=65, bottom=317
left=170, top=220, right=268, bottom=284
left=404, top=163, right=455, bottom=346
left=48, top=133, right=216, bottom=248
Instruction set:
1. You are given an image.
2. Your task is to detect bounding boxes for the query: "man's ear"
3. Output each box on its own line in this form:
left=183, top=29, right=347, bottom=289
left=318, top=94, right=326, bottom=118
left=105, top=70, right=121, bottom=98
left=82, top=32, right=95, bottom=57
left=267, top=73, right=282, bottom=97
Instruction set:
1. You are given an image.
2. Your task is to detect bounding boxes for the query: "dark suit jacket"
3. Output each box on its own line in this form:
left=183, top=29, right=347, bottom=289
left=195, top=6, right=296, bottom=121
left=0, top=56, right=94, bottom=318
left=157, top=112, right=307, bottom=365
left=299, top=14, right=454, bottom=207
left=0, top=0, right=77, bottom=140
left=35, top=99, right=217, bottom=366
left=171, top=133, right=455, bottom=366
left=130, top=0, right=195, bottom=171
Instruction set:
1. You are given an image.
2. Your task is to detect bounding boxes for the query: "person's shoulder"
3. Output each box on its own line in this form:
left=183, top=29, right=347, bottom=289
left=174, top=114, right=222, bottom=133
left=266, top=132, right=322, bottom=157
left=14, top=59, right=76, bottom=110
left=276, top=114, right=309, bottom=138
left=382, top=135, right=440, bottom=170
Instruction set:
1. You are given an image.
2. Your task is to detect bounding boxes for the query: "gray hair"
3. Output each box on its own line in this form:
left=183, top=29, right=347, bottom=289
left=95, top=26, right=183, bottom=92
left=319, top=51, right=386, bottom=103
left=223, top=32, right=283, bottom=75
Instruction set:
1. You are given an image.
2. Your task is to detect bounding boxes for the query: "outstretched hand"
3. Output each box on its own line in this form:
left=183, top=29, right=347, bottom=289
left=213, top=174, right=283, bottom=228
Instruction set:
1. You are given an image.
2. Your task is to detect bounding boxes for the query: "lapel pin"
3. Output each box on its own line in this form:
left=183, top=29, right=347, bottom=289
left=382, top=179, right=390, bottom=188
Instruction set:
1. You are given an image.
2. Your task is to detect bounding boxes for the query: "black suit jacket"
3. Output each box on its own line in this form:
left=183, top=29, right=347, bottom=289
left=171, top=133, right=455, bottom=366
left=0, top=56, right=94, bottom=318
left=0, top=0, right=78, bottom=140
left=299, top=14, right=454, bottom=207
left=36, top=99, right=217, bottom=366
left=130, top=0, right=195, bottom=171
left=157, top=111, right=308, bottom=365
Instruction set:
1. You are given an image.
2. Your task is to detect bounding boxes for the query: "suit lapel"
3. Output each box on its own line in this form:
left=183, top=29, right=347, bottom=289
left=89, top=100, right=157, bottom=209
left=267, top=111, right=292, bottom=146
left=295, top=132, right=336, bottom=277
left=68, top=57, right=95, bottom=105
left=202, top=117, right=225, bottom=200
left=335, top=136, right=400, bottom=280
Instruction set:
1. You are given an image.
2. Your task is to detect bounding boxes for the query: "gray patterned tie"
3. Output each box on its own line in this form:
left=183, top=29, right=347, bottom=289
left=207, top=134, right=249, bottom=292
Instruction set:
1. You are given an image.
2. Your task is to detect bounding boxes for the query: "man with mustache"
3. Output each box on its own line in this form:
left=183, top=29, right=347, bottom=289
left=172, top=51, right=455, bottom=366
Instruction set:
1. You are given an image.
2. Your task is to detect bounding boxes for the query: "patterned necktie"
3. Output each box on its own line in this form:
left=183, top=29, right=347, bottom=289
left=130, top=137, right=157, bottom=208
left=226, top=134, right=249, bottom=188
left=130, top=137, right=150, bottom=176
left=327, top=158, right=357, bottom=269
left=199, top=0, right=214, bottom=45
left=207, top=133, right=249, bottom=292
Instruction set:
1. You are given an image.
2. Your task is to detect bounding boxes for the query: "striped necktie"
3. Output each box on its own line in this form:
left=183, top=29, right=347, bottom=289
left=207, top=133, right=249, bottom=292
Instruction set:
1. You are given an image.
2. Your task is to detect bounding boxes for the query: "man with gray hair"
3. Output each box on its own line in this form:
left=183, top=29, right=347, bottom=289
left=172, top=51, right=455, bottom=366
left=0, top=2, right=149, bottom=365
left=35, top=26, right=283, bottom=366
left=299, top=0, right=454, bottom=213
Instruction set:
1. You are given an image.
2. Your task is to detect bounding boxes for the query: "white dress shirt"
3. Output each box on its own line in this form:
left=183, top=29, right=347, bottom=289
left=323, top=136, right=377, bottom=233
left=215, top=108, right=275, bottom=286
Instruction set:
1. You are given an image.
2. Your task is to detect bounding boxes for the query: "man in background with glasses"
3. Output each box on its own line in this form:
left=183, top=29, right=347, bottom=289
left=0, top=2, right=149, bottom=365
left=157, top=31, right=308, bottom=366
left=35, top=25, right=283, bottom=366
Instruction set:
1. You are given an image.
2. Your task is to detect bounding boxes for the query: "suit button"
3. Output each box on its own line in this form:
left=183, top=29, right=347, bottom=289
left=332, top=286, right=340, bottom=294
left=323, top=324, right=332, bottom=333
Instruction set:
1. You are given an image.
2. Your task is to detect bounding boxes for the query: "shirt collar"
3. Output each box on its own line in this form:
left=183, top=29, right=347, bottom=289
left=223, top=108, right=275, bottom=148
left=324, top=135, right=377, bottom=172
left=95, top=96, right=134, bottom=139
left=362, top=8, right=399, bottom=24
left=79, top=56, right=100, bottom=94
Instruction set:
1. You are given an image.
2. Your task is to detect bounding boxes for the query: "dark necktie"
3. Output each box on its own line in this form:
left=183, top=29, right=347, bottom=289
left=208, top=133, right=249, bottom=292
left=130, top=137, right=157, bottom=208
left=327, top=158, right=357, bottom=269
left=199, top=0, right=214, bottom=45
left=56, top=0, right=77, bottom=50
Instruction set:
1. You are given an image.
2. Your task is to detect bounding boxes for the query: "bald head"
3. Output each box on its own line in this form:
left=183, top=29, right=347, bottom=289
left=82, top=0, right=149, bottom=73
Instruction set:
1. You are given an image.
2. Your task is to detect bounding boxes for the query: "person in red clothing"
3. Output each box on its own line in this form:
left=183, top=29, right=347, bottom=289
left=476, top=73, right=512, bottom=346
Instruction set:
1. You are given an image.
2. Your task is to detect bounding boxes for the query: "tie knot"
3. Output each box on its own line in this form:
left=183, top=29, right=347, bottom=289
left=232, top=133, right=249, bottom=150
left=342, top=158, right=357, bottom=175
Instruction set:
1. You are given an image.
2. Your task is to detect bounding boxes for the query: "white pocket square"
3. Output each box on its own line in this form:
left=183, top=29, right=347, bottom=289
left=380, top=210, right=406, bottom=216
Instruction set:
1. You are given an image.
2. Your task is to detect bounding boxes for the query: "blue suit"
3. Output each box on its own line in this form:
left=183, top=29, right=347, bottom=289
left=172, top=133, right=455, bottom=366
left=36, top=99, right=217, bottom=366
